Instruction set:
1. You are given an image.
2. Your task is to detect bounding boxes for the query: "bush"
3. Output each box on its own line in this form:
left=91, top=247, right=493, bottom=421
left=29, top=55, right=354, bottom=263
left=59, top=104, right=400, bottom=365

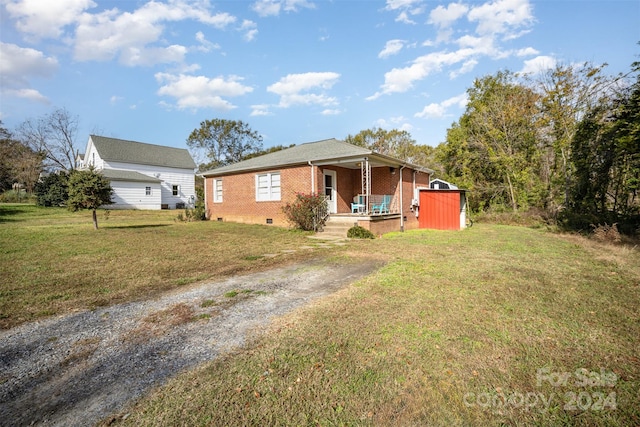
left=591, top=223, right=622, bottom=244
left=0, top=190, right=35, bottom=203
left=193, top=186, right=206, bottom=220
left=282, top=193, right=327, bottom=231
left=34, top=172, right=69, bottom=207
left=347, top=225, right=375, bottom=239
left=176, top=188, right=206, bottom=222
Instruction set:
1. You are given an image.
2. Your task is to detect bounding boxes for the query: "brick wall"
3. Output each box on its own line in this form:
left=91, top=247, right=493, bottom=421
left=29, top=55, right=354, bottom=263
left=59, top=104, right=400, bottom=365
left=205, top=165, right=312, bottom=226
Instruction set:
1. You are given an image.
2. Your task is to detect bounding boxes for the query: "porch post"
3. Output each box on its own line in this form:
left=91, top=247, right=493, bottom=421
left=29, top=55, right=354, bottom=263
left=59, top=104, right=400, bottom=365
left=361, top=158, right=371, bottom=214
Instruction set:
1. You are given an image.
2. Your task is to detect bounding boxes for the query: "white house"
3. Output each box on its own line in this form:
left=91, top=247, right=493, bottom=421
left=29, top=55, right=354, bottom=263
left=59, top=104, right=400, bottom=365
left=79, top=135, right=196, bottom=210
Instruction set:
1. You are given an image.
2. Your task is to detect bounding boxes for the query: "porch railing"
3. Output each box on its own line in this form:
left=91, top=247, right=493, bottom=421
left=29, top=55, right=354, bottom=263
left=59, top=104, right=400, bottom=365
left=352, top=194, right=398, bottom=215
left=312, top=195, right=330, bottom=231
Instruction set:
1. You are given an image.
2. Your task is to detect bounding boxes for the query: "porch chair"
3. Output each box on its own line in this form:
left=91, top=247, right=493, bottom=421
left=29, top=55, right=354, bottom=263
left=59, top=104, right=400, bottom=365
left=371, top=195, right=391, bottom=214
left=351, top=195, right=366, bottom=213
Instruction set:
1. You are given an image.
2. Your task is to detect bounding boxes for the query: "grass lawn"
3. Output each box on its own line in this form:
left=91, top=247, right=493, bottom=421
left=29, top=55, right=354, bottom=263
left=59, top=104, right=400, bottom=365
left=1, top=204, right=638, bottom=425
left=114, top=223, right=639, bottom=426
left=0, top=204, right=341, bottom=329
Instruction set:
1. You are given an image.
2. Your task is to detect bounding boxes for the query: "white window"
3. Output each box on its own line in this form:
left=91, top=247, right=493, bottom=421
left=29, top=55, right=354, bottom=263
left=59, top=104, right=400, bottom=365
left=213, top=179, right=223, bottom=203
left=145, top=186, right=151, bottom=196
left=172, top=185, right=179, bottom=196
left=256, top=172, right=281, bottom=201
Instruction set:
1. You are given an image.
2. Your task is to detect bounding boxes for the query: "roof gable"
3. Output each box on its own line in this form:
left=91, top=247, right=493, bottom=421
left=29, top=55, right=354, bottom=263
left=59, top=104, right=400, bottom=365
left=89, top=135, right=196, bottom=169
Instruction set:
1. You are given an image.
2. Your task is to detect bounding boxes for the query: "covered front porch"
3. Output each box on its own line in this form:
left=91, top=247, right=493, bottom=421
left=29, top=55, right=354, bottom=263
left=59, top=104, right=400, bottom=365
left=310, top=154, right=427, bottom=235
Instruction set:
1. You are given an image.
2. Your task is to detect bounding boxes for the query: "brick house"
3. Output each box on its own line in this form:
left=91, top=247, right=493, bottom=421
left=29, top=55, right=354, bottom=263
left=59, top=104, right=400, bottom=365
left=201, top=138, right=432, bottom=235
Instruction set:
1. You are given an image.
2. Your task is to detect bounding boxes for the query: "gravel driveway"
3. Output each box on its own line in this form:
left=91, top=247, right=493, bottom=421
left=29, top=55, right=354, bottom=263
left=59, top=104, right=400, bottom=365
left=0, top=258, right=380, bottom=427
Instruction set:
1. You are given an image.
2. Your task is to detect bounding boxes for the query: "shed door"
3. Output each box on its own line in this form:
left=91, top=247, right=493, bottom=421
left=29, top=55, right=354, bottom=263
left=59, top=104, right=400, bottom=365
left=419, top=190, right=461, bottom=230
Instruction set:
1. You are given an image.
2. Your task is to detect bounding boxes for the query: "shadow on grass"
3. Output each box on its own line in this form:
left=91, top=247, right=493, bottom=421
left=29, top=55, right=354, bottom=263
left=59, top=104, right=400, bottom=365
left=0, top=205, right=33, bottom=223
left=105, top=224, right=171, bottom=230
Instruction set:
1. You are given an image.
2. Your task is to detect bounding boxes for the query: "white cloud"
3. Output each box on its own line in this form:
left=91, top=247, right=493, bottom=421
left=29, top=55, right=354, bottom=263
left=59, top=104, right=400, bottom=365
left=321, top=109, right=341, bottom=116
left=122, top=45, right=188, bottom=67
left=251, top=0, right=315, bottom=17
left=73, top=1, right=236, bottom=66
left=449, top=59, right=478, bottom=78
left=371, top=0, right=535, bottom=99
left=5, top=88, right=50, bottom=103
left=267, top=72, right=340, bottom=108
left=0, top=42, right=58, bottom=77
left=0, top=42, right=58, bottom=103
left=240, top=20, right=258, bottom=42
left=155, top=73, right=253, bottom=110
left=468, top=0, right=534, bottom=37
left=379, top=40, right=405, bottom=59
left=516, top=47, right=539, bottom=56
left=385, top=0, right=425, bottom=24
left=415, top=93, right=468, bottom=119
left=110, top=95, right=123, bottom=105
left=519, top=55, right=556, bottom=75
left=375, top=117, right=414, bottom=132
left=5, top=0, right=96, bottom=39
left=368, top=49, right=474, bottom=99
left=250, top=104, right=273, bottom=116
left=428, top=3, right=469, bottom=28
left=195, top=31, right=220, bottom=52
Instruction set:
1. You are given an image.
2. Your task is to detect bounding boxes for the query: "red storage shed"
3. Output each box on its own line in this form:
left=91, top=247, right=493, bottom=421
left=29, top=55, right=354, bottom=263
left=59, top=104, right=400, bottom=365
left=417, top=180, right=467, bottom=230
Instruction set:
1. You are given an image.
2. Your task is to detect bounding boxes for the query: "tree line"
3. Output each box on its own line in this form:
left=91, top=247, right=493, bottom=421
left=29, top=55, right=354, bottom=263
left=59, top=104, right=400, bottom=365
left=435, top=60, right=639, bottom=234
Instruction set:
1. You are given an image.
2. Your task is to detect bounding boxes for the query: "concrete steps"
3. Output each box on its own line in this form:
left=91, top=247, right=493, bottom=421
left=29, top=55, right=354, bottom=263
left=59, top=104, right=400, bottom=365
left=313, top=216, right=357, bottom=239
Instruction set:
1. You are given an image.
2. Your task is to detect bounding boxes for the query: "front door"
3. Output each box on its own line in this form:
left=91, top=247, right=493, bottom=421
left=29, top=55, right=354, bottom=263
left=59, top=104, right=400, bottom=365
left=323, top=170, right=337, bottom=214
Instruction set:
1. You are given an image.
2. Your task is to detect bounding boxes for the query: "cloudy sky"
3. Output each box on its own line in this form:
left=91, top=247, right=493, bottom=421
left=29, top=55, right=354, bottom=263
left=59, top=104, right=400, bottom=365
left=1, top=0, right=638, bottom=153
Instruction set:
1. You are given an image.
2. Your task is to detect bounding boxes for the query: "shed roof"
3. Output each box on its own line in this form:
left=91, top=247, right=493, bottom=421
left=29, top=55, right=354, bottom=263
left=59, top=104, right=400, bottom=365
left=201, top=138, right=433, bottom=176
left=89, top=135, right=196, bottom=169
left=100, top=169, right=162, bottom=183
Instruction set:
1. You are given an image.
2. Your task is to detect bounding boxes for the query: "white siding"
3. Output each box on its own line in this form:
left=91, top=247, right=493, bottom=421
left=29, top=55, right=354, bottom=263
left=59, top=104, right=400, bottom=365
left=109, top=181, right=162, bottom=210
left=83, top=139, right=105, bottom=170
left=104, top=161, right=195, bottom=209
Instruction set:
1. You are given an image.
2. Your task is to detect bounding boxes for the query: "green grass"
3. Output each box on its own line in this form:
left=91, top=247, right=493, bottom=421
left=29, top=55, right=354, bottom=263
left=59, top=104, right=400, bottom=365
left=0, top=204, right=339, bottom=328
left=112, top=225, right=639, bottom=426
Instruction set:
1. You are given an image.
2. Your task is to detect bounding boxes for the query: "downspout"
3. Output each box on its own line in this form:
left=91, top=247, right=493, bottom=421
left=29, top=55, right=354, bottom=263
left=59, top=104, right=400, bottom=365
left=413, top=170, right=419, bottom=218
left=399, top=165, right=406, bottom=232
left=308, top=161, right=314, bottom=193
left=203, top=175, right=208, bottom=219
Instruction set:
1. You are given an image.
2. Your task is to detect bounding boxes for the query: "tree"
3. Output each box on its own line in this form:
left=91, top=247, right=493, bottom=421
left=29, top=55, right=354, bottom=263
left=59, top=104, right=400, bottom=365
left=566, top=60, right=640, bottom=232
left=17, top=107, right=80, bottom=171
left=67, top=168, right=113, bottom=230
left=241, top=143, right=296, bottom=161
left=451, top=71, right=542, bottom=212
left=532, top=62, right=624, bottom=210
left=186, top=119, right=263, bottom=171
left=344, top=127, right=431, bottom=166
left=0, top=122, right=44, bottom=194
left=35, top=172, right=69, bottom=207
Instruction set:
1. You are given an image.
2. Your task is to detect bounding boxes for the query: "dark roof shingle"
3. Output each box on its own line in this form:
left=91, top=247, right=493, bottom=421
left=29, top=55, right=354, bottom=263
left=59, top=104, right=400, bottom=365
left=201, top=138, right=371, bottom=175
left=100, top=169, right=162, bottom=183
left=201, top=138, right=432, bottom=176
left=90, top=135, right=196, bottom=169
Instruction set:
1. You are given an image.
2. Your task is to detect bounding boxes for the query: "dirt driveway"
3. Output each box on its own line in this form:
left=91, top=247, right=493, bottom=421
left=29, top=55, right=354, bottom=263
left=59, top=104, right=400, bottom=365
left=0, top=258, right=381, bottom=427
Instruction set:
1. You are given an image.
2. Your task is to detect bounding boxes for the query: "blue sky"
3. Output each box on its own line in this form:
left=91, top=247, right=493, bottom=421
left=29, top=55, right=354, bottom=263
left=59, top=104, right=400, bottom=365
left=1, top=0, right=638, bottom=157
